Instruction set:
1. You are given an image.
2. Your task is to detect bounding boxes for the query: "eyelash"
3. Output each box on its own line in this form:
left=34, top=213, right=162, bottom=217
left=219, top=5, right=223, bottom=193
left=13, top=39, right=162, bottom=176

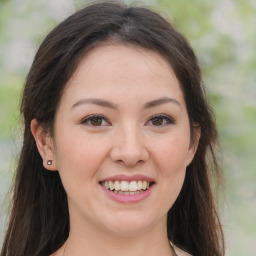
left=80, top=114, right=110, bottom=127
left=146, top=114, right=175, bottom=127
left=80, top=114, right=175, bottom=127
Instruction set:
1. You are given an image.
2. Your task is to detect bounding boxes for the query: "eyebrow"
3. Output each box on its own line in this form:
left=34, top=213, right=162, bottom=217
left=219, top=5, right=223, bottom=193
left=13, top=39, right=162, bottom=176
left=71, top=97, right=181, bottom=110
left=71, top=98, right=117, bottom=110
left=143, top=97, right=181, bottom=110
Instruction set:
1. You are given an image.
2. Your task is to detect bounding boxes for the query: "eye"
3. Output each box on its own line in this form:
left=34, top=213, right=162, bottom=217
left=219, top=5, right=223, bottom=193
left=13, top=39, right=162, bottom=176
left=80, top=115, right=110, bottom=127
left=146, top=114, right=175, bottom=127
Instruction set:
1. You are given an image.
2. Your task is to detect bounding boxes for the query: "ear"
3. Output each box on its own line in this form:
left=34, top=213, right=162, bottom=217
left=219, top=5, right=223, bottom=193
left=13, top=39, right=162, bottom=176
left=31, top=119, right=58, bottom=171
left=186, top=125, right=201, bottom=167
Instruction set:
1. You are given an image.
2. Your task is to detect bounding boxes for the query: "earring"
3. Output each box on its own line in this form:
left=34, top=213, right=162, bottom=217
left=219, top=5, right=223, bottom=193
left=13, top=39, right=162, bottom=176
left=47, top=160, right=52, bottom=165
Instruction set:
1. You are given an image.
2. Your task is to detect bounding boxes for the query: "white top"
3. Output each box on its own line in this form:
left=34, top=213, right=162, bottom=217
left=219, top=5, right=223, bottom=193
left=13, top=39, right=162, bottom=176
left=173, top=245, right=192, bottom=256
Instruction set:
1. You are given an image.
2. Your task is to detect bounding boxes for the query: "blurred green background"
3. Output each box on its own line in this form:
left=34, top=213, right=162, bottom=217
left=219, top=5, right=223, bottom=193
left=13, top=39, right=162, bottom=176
left=0, top=0, right=255, bottom=255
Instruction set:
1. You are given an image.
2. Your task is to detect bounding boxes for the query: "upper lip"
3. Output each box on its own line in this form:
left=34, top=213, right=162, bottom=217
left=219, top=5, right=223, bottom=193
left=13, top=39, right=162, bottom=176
left=100, top=174, right=155, bottom=183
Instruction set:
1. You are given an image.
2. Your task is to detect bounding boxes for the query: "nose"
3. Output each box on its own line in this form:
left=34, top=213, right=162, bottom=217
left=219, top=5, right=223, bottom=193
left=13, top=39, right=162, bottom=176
left=110, top=124, right=149, bottom=166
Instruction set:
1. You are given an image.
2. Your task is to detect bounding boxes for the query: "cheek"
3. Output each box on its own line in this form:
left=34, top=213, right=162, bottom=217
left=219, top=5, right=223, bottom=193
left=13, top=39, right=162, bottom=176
left=153, top=135, right=189, bottom=175
left=153, top=136, right=189, bottom=211
left=54, top=134, right=109, bottom=185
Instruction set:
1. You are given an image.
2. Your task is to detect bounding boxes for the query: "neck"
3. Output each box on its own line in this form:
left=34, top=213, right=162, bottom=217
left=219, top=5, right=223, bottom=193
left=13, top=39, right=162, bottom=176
left=62, top=219, right=174, bottom=256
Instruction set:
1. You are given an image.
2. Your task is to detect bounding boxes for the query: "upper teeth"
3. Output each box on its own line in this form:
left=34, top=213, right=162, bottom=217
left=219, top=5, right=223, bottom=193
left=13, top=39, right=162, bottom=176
left=101, top=180, right=150, bottom=191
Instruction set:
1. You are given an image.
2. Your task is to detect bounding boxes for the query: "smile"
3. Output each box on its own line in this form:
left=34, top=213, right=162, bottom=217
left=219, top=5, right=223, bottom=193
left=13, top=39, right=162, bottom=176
left=100, top=180, right=152, bottom=195
left=99, top=176, right=155, bottom=203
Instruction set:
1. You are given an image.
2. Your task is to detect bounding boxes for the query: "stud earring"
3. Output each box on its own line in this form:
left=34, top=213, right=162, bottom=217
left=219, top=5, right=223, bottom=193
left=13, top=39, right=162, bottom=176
left=47, top=160, right=52, bottom=165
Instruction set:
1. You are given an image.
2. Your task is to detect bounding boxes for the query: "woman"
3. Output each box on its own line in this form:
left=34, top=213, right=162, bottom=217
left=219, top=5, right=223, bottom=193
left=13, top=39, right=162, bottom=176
left=1, top=1, right=225, bottom=256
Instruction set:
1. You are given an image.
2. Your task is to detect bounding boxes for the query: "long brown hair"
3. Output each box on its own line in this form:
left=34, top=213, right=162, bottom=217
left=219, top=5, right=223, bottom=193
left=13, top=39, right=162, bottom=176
left=1, top=2, right=224, bottom=256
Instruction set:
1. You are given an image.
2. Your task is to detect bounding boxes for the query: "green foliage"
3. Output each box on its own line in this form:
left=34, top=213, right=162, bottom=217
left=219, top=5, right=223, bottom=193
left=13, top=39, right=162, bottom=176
left=0, top=74, right=21, bottom=137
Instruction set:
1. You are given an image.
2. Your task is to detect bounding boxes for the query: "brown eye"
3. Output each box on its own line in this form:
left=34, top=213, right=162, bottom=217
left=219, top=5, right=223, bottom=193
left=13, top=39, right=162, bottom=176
left=90, top=117, right=103, bottom=126
left=81, top=115, right=110, bottom=127
left=151, top=116, right=164, bottom=126
left=147, top=114, right=175, bottom=127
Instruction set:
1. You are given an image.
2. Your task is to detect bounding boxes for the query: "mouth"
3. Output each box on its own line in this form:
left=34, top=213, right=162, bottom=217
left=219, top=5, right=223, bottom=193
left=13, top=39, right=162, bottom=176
left=100, top=180, right=155, bottom=195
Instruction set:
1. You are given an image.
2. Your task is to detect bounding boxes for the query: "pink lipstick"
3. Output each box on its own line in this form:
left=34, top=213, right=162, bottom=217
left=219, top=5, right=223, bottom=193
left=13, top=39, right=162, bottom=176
left=99, top=174, right=155, bottom=203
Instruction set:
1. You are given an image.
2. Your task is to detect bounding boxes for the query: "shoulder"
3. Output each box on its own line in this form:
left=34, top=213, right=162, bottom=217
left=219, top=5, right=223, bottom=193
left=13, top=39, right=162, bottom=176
left=173, top=245, right=192, bottom=256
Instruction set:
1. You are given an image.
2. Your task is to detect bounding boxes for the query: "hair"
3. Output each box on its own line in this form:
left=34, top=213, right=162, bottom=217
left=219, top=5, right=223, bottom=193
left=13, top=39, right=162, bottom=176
left=1, top=1, right=224, bottom=256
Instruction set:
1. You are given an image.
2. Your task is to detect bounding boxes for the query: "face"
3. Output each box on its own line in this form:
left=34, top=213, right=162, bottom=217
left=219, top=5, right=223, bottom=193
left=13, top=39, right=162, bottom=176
left=40, top=44, right=199, bottom=237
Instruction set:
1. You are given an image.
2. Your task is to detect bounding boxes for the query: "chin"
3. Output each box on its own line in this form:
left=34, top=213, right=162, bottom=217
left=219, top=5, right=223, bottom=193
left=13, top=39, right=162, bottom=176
left=101, top=211, right=159, bottom=236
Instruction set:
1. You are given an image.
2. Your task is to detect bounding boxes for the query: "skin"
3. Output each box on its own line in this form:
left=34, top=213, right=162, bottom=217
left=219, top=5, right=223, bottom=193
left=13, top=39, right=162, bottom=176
left=31, top=44, right=199, bottom=256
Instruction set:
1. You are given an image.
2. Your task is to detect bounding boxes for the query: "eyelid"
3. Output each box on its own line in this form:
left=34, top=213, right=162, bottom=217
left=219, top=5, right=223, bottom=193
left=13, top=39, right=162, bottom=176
left=80, top=114, right=111, bottom=126
left=146, top=113, right=176, bottom=126
left=79, top=113, right=175, bottom=127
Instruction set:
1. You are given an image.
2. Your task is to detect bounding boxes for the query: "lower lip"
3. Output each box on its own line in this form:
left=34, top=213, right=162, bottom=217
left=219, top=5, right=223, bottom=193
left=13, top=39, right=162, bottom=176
left=100, top=184, right=154, bottom=203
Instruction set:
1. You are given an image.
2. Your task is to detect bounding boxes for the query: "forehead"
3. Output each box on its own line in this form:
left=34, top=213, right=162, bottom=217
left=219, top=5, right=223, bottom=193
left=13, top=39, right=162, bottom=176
left=63, top=43, right=185, bottom=106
